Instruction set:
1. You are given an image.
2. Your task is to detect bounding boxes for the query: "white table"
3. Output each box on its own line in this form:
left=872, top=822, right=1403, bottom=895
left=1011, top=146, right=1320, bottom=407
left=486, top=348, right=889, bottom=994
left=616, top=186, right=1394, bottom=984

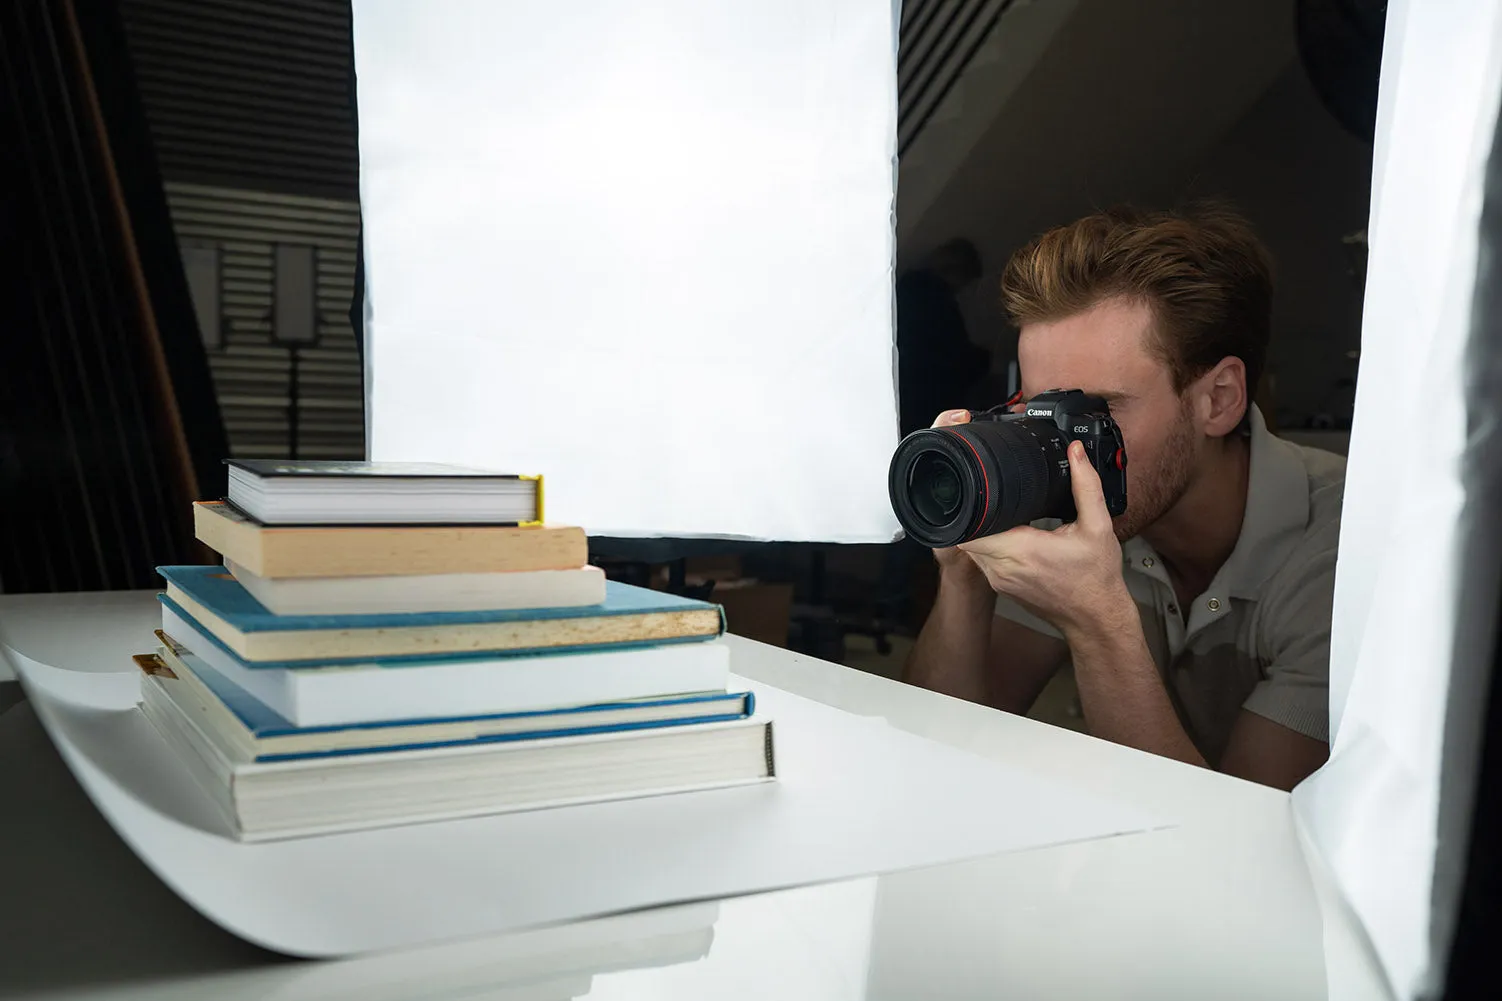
left=0, top=591, right=1392, bottom=1000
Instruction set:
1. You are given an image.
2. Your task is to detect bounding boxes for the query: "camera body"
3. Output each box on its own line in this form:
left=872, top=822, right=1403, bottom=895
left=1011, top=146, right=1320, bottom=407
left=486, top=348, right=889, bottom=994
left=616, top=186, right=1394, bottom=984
left=980, top=388, right=1128, bottom=518
left=887, top=388, right=1128, bottom=548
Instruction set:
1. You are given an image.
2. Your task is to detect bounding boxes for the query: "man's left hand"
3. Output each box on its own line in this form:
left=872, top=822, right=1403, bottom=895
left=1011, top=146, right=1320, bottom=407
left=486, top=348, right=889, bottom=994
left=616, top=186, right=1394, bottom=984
left=958, top=440, right=1131, bottom=637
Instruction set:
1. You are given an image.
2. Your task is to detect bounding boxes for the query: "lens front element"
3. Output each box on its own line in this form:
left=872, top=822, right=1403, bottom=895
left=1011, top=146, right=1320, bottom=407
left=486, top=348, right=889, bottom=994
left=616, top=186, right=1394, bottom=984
left=910, top=453, right=963, bottom=526
left=888, top=415, right=1076, bottom=548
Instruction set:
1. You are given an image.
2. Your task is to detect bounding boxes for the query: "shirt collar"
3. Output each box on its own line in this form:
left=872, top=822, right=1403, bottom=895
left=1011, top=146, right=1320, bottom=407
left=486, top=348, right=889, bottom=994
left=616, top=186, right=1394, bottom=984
left=1122, top=405, right=1310, bottom=600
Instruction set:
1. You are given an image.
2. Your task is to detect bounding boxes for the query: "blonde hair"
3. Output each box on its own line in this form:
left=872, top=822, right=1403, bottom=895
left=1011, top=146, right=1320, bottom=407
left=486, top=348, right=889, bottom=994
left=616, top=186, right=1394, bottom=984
left=1000, top=204, right=1275, bottom=395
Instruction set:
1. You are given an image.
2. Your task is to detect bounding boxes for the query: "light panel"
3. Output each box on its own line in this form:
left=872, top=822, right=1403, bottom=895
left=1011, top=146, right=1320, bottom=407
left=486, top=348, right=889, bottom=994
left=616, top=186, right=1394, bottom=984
left=353, top=0, right=902, bottom=541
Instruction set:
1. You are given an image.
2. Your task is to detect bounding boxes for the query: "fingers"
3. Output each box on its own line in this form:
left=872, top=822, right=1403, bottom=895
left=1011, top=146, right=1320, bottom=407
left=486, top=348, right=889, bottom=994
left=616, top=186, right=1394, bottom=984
left=931, top=545, right=972, bottom=570
left=930, top=408, right=971, bottom=429
left=1067, top=440, right=1113, bottom=533
left=957, top=524, right=1047, bottom=565
left=960, top=526, right=1045, bottom=593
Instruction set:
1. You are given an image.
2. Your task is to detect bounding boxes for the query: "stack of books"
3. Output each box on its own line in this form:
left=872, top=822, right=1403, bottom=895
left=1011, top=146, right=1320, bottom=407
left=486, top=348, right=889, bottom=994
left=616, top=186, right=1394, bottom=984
left=136, top=460, right=775, bottom=842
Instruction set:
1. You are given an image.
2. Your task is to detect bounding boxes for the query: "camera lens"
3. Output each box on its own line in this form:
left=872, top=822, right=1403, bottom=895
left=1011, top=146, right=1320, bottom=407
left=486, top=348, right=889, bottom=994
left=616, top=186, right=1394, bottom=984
left=910, top=453, right=963, bottom=524
left=888, top=417, right=1077, bottom=548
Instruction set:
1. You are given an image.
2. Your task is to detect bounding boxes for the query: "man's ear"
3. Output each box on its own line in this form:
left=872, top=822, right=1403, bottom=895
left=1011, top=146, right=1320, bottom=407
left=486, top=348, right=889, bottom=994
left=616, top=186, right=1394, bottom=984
left=1194, top=356, right=1248, bottom=438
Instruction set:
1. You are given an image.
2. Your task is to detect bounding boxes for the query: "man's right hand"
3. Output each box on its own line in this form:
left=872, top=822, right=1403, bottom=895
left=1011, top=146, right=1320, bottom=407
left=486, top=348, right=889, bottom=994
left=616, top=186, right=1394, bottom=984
left=928, top=409, right=984, bottom=576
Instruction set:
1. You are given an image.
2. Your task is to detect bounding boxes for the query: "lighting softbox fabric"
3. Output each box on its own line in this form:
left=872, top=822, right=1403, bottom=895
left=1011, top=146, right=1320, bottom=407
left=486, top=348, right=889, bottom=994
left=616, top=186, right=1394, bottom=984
left=1293, top=1, right=1502, bottom=997
left=351, top=0, right=902, bottom=542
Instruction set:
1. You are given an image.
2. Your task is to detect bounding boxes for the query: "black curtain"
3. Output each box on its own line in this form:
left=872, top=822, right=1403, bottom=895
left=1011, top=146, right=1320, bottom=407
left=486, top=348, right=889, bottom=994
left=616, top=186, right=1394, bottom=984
left=0, top=0, right=227, bottom=593
left=346, top=11, right=365, bottom=374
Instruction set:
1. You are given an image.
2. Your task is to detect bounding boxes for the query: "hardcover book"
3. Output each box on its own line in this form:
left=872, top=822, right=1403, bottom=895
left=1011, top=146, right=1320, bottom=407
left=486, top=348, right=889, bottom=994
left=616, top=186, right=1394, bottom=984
left=156, top=565, right=726, bottom=665
left=157, top=610, right=732, bottom=728
left=193, top=501, right=587, bottom=578
left=137, top=647, right=753, bottom=762
left=224, top=459, right=543, bottom=526
left=224, top=559, right=607, bottom=615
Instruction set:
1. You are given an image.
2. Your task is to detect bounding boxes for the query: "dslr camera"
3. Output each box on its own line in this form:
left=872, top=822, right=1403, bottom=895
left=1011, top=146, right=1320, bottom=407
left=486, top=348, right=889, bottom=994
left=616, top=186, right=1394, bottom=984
left=888, top=389, right=1129, bottom=548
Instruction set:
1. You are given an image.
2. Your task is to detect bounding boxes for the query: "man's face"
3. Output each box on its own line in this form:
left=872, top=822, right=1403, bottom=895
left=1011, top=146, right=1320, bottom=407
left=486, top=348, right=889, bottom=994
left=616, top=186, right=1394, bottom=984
left=1017, top=297, right=1198, bottom=541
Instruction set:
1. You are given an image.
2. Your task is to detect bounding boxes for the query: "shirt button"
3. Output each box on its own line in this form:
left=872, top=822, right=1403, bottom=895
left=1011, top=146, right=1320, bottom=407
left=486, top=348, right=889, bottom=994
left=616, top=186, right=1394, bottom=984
left=1167, top=604, right=1179, bottom=615
left=1142, top=557, right=1155, bottom=568
left=1207, top=598, right=1222, bottom=612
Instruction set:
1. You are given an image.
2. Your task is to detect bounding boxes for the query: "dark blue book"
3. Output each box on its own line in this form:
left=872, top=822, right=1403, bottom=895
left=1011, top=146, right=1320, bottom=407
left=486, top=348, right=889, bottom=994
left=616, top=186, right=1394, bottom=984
left=137, top=646, right=754, bottom=763
left=156, top=565, right=725, bottom=665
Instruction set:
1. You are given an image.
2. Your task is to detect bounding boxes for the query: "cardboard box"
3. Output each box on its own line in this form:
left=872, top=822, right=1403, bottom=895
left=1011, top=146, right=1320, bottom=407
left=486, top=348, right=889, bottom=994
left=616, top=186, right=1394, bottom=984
left=684, top=555, right=744, bottom=579
left=713, top=579, right=794, bottom=648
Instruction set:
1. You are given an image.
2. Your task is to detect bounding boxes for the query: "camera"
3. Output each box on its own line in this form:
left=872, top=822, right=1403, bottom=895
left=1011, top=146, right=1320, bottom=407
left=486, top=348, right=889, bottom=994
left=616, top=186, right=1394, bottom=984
left=888, top=389, right=1129, bottom=548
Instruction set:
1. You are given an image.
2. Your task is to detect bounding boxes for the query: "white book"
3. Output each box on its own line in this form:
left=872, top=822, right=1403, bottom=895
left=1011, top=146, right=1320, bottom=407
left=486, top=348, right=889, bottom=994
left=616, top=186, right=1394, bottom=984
left=140, top=681, right=774, bottom=842
left=224, top=459, right=541, bottom=525
left=225, top=559, right=607, bottom=615
left=160, top=605, right=732, bottom=728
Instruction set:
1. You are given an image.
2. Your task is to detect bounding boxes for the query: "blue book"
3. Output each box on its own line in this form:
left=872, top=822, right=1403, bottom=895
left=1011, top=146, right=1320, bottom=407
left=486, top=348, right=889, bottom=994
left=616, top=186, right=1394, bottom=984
left=156, top=607, right=733, bottom=728
left=136, top=646, right=754, bottom=763
left=156, top=565, right=725, bottom=665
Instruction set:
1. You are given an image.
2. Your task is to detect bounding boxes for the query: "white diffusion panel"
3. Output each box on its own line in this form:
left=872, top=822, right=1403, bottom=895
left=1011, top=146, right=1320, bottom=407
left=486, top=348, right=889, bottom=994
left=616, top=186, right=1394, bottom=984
left=352, top=0, right=902, bottom=541
left=1294, top=1, right=1502, bottom=998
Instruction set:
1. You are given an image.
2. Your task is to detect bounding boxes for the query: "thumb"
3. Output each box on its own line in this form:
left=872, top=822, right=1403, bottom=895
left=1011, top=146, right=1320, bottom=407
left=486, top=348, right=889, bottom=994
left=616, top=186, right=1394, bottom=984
left=1067, top=440, right=1112, bottom=532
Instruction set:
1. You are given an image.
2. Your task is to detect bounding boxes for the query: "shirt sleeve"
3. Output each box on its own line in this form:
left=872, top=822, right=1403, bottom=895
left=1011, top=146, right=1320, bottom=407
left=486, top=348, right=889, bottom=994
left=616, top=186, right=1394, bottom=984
left=1241, top=540, right=1336, bottom=743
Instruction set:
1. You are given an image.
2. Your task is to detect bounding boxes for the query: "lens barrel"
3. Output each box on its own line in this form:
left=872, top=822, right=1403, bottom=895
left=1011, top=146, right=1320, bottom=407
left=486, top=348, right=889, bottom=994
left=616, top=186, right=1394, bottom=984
left=888, top=417, right=1075, bottom=547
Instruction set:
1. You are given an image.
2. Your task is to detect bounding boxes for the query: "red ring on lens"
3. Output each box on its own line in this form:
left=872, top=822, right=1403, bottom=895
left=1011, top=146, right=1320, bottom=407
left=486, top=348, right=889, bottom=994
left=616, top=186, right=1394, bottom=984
left=943, top=427, right=991, bottom=542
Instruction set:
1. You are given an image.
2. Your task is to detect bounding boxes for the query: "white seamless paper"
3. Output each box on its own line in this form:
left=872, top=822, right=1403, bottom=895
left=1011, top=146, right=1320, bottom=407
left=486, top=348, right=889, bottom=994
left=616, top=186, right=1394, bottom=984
left=353, top=0, right=903, bottom=541
left=6, top=640, right=1160, bottom=957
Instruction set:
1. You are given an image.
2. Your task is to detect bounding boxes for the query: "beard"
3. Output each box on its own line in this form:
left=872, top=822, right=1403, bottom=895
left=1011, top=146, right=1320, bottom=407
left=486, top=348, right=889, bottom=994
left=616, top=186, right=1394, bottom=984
left=1111, top=399, right=1197, bottom=542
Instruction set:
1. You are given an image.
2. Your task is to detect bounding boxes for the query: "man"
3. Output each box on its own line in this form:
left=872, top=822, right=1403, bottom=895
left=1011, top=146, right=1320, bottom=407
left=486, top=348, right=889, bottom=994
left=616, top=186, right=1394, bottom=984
left=902, top=206, right=1344, bottom=791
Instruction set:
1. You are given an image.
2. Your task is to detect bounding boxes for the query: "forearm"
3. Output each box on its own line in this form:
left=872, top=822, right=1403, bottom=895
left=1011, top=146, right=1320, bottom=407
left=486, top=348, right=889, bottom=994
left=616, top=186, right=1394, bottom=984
left=902, top=561, right=995, bottom=703
left=1063, top=589, right=1207, bottom=768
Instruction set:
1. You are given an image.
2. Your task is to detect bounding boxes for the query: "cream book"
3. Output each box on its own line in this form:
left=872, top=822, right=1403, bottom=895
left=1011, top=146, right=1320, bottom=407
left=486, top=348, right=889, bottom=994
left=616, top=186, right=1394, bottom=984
left=224, top=559, right=606, bottom=615
left=194, top=501, right=588, bottom=578
left=137, top=657, right=775, bottom=842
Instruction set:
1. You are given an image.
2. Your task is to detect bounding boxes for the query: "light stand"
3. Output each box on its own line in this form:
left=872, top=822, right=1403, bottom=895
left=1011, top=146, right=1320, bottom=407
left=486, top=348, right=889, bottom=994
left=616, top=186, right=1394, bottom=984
left=272, top=244, right=319, bottom=459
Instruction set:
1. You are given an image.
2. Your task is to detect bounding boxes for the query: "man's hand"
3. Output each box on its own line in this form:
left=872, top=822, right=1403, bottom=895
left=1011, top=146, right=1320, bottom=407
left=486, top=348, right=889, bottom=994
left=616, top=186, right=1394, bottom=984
left=915, top=419, right=1207, bottom=769
left=958, top=439, right=1130, bottom=637
left=959, top=440, right=1204, bottom=768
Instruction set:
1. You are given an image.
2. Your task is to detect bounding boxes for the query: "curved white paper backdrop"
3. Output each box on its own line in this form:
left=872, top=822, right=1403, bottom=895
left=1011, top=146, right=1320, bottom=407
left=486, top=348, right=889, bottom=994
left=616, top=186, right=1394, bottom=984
left=353, top=0, right=902, bottom=541
left=1295, top=2, right=1502, bottom=998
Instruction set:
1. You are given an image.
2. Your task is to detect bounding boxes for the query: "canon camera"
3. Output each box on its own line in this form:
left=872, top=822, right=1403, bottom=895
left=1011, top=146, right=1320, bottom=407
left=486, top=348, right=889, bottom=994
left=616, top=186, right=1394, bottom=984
left=888, top=389, right=1129, bottom=548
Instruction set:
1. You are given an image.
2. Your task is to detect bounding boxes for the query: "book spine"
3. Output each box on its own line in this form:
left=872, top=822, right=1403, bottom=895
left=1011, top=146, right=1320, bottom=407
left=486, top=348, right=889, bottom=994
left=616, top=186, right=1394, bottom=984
left=523, top=473, right=545, bottom=526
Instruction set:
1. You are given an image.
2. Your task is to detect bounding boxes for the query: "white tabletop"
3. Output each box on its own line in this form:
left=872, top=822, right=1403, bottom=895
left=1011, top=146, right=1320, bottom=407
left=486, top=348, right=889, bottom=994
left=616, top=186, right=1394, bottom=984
left=0, top=591, right=1392, bottom=1000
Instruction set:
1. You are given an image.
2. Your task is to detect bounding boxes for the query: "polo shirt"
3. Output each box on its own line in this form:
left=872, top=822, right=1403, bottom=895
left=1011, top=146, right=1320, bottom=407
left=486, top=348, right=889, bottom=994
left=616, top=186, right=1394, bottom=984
left=995, top=406, right=1345, bottom=765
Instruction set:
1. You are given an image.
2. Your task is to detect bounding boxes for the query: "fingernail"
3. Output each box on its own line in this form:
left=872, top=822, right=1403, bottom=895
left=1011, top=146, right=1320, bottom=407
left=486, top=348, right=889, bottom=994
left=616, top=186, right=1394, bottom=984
left=945, top=409, right=968, bottom=421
